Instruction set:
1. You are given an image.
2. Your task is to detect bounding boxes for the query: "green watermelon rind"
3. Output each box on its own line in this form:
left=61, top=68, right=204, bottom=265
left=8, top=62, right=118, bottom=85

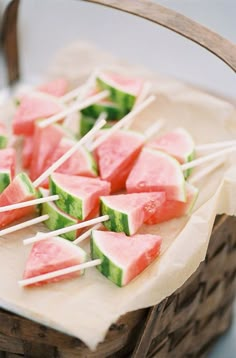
left=96, top=76, right=135, bottom=114
left=184, top=150, right=196, bottom=179
left=100, top=197, right=130, bottom=235
left=18, top=172, right=37, bottom=196
left=83, top=147, right=98, bottom=177
left=81, top=101, right=123, bottom=121
left=0, top=135, right=8, bottom=149
left=78, top=114, right=114, bottom=139
left=91, top=231, right=123, bottom=287
left=39, top=188, right=78, bottom=241
left=50, top=176, right=84, bottom=220
left=0, top=170, right=11, bottom=193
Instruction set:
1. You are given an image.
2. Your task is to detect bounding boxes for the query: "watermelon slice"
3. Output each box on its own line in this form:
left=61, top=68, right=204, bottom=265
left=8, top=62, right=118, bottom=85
left=0, top=173, right=37, bottom=228
left=23, top=237, right=87, bottom=286
left=0, top=122, right=8, bottom=149
left=50, top=173, right=111, bottom=220
left=13, top=92, right=64, bottom=136
left=145, top=183, right=198, bottom=225
left=37, top=78, right=69, bottom=97
left=95, top=129, right=145, bottom=192
left=126, top=148, right=186, bottom=202
left=30, top=122, right=66, bottom=182
left=91, top=230, right=162, bottom=286
left=43, top=137, right=97, bottom=178
left=96, top=72, right=143, bottom=114
left=39, top=188, right=98, bottom=241
left=100, top=192, right=165, bottom=235
left=0, top=148, right=16, bottom=193
left=148, top=128, right=195, bottom=178
left=22, top=136, right=34, bottom=169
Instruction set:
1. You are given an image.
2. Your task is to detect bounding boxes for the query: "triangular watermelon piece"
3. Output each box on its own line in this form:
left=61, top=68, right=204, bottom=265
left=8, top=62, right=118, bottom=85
left=0, top=122, right=8, bottom=149
left=0, top=173, right=37, bottom=228
left=23, top=237, right=87, bottom=286
left=91, top=230, right=162, bottom=286
left=100, top=192, right=165, bottom=235
left=30, top=122, right=66, bottom=183
left=126, top=148, right=186, bottom=202
left=43, top=137, right=97, bottom=178
left=37, top=78, right=69, bottom=97
left=50, top=173, right=111, bottom=220
left=95, top=129, right=145, bottom=192
left=96, top=72, right=143, bottom=114
left=145, top=183, right=198, bottom=225
left=13, top=92, right=64, bottom=136
left=0, top=148, right=16, bottom=193
left=39, top=188, right=98, bottom=241
left=147, top=128, right=195, bottom=178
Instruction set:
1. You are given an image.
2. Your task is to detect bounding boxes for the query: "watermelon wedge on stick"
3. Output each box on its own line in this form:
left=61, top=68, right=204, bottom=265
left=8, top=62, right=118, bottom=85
left=0, top=122, right=8, bottom=149
left=91, top=230, right=162, bottom=287
left=0, top=148, right=16, bottom=193
left=39, top=188, right=99, bottom=241
left=21, top=237, right=87, bottom=286
left=50, top=173, right=111, bottom=220
left=13, top=92, right=64, bottom=136
left=94, top=129, right=145, bottom=192
left=126, top=148, right=186, bottom=202
left=22, top=136, right=34, bottom=169
left=96, top=72, right=144, bottom=114
left=100, top=192, right=165, bottom=235
left=148, top=128, right=195, bottom=178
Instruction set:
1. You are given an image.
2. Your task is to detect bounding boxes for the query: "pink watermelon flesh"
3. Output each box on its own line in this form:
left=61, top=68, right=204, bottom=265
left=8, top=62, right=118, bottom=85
left=23, top=237, right=87, bottom=286
left=37, top=78, right=69, bottom=97
left=22, top=136, right=34, bottom=169
left=43, top=138, right=97, bottom=178
left=126, top=148, right=186, bottom=202
left=92, top=230, right=162, bottom=286
left=30, top=122, right=66, bottom=183
left=95, top=130, right=145, bottom=192
left=0, top=148, right=16, bottom=178
left=0, top=173, right=36, bottom=228
left=13, top=92, right=64, bottom=136
left=147, top=128, right=195, bottom=164
left=102, top=72, right=143, bottom=96
left=51, top=173, right=111, bottom=218
left=145, top=183, right=198, bottom=225
left=101, top=192, right=165, bottom=235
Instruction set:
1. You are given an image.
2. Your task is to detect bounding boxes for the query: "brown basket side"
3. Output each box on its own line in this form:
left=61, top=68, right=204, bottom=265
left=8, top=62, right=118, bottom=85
left=0, top=215, right=235, bottom=357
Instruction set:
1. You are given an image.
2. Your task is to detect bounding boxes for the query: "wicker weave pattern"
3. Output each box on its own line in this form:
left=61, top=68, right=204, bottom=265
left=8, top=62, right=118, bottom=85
left=0, top=215, right=235, bottom=357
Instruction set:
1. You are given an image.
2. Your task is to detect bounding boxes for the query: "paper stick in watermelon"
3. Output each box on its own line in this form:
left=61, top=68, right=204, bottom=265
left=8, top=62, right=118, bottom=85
left=73, top=223, right=104, bottom=245
left=19, top=258, right=102, bottom=287
left=133, top=81, right=152, bottom=110
left=189, top=158, right=224, bottom=184
left=0, top=195, right=59, bottom=212
left=39, top=90, right=109, bottom=128
left=196, top=139, right=236, bottom=153
left=23, top=215, right=109, bottom=245
left=0, top=215, right=49, bottom=237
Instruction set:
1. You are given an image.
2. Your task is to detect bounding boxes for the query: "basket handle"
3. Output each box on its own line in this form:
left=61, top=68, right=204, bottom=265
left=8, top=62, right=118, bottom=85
left=1, top=0, right=236, bottom=84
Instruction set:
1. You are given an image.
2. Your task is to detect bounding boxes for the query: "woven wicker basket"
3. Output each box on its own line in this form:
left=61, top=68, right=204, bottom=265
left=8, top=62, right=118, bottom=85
left=1, top=1, right=236, bottom=357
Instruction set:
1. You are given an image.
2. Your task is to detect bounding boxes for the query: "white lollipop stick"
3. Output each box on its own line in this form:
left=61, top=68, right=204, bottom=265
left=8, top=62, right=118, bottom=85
left=18, top=259, right=102, bottom=287
left=144, top=119, right=165, bottom=140
left=39, top=90, right=109, bottom=128
left=23, top=215, right=109, bottom=245
left=133, top=81, right=152, bottom=109
left=0, top=195, right=59, bottom=213
left=60, top=71, right=97, bottom=103
left=90, top=95, right=156, bottom=151
left=33, top=118, right=106, bottom=187
left=0, top=215, right=49, bottom=237
left=85, top=112, right=107, bottom=151
left=181, top=146, right=236, bottom=171
left=196, top=140, right=236, bottom=153
left=189, top=158, right=224, bottom=184
left=73, top=223, right=103, bottom=245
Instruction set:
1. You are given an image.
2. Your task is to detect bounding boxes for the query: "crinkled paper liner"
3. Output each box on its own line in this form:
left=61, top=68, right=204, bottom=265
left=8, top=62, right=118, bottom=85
left=0, top=43, right=235, bottom=350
